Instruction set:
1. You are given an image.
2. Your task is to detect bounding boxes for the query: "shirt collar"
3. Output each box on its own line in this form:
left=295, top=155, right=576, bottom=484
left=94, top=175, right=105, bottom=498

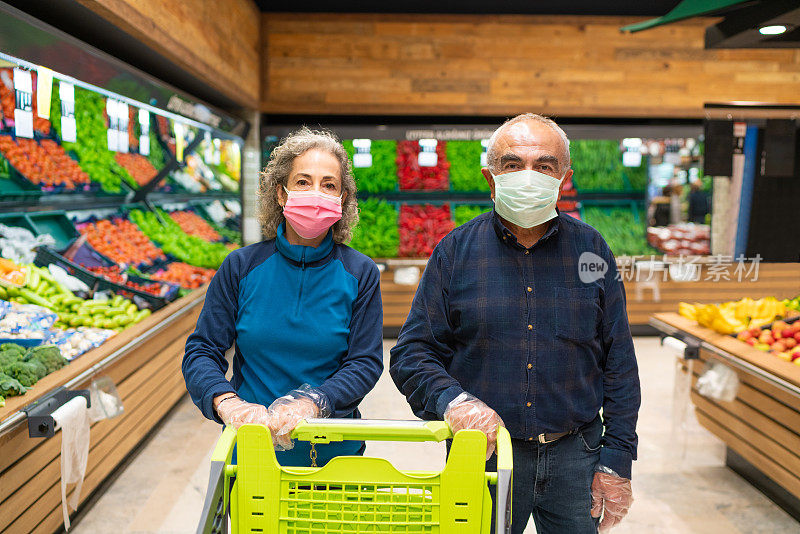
left=276, top=222, right=335, bottom=266
left=491, top=208, right=561, bottom=250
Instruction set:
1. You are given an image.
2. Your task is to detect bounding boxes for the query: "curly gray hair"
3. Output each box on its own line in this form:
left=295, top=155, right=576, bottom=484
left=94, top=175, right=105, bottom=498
left=258, top=127, right=359, bottom=243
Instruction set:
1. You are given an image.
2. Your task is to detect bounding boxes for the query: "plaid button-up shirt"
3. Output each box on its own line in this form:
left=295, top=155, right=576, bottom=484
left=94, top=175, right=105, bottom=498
left=390, top=210, right=640, bottom=478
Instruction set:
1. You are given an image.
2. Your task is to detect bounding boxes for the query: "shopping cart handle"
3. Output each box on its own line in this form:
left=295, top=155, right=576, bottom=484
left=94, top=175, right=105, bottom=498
left=292, top=418, right=453, bottom=443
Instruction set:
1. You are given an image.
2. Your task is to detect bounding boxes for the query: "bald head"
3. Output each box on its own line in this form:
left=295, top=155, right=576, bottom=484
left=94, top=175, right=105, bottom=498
left=486, top=114, right=571, bottom=176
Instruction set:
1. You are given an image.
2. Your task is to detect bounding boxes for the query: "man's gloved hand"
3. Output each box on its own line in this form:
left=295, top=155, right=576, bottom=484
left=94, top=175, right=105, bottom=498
left=444, top=392, right=505, bottom=460
left=267, top=384, right=332, bottom=451
left=215, top=395, right=269, bottom=428
left=590, top=469, right=633, bottom=532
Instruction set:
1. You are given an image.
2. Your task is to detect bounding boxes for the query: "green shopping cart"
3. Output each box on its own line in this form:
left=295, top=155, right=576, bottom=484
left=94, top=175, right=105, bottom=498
left=196, top=419, right=512, bottom=534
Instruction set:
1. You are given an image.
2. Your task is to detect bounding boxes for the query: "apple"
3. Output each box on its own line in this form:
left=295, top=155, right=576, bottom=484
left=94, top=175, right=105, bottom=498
left=775, top=352, right=792, bottom=362
left=746, top=338, right=757, bottom=346
left=773, top=340, right=787, bottom=353
left=755, top=343, right=771, bottom=351
left=785, top=338, right=797, bottom=349
left=773, top=321, right=788, bottom=333
left=737, top=331, right=752, bottom=341
left=783, top=328, right=797, bottom=339
left=749, top=327, right=762, bottom=337
left=794, top=357, right=800, bottom=366
left=759, top=334, right=775, bottom=345
left=794, top=331, right=800, bottom=343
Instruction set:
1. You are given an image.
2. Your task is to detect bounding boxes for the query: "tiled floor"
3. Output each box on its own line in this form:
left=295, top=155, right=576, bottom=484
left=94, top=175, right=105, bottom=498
left=71, top=337, right=799, bottom=533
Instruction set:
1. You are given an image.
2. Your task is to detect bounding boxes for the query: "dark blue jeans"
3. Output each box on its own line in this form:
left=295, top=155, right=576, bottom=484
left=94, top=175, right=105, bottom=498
left=487, top=415, right=602, bottom=534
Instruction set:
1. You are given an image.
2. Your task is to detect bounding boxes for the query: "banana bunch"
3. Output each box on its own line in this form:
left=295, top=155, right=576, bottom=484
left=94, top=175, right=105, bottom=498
left=679, top=297, right=787, bottom=335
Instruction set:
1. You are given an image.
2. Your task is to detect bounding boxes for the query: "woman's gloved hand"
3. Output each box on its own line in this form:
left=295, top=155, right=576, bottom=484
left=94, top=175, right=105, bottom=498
left=267, top=384, right=332, bottom=451
left=591, top=469, right=634, bottom=532
left=444, top=392, right=505, bottom=460
left=214, top=395, right=269, bottom=428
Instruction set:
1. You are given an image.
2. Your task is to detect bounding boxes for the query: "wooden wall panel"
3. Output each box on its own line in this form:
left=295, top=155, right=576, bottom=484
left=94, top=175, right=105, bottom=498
left=77, top=0, right=260, bottom=108
left=262, top=14, right=800, bottom=117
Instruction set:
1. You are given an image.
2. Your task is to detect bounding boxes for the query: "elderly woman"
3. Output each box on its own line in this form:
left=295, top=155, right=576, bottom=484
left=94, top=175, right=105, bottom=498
left=183, top=127, right=383, bottom=467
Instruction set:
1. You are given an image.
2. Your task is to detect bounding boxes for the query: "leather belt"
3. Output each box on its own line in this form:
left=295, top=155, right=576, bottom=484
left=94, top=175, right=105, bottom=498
left=537, top=430, right=571, bottom=444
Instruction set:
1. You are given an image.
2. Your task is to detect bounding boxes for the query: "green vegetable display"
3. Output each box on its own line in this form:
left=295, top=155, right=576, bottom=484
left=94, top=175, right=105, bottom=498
left=570, top=140, right=647, bottom=192
left=447, top=141, right=489, bottom=192
left=147, top=128, right=167, bottom=173
left=343, top=140, right=398, bottom=193
left=0, top=372, right=26, bottom=398
left=3, top=360, right=44, bottom=387
left=348, top=199, right=399, bottom=258
left=25, top=345, right=68, bottom=374
left=454, top=205, right=491, bottom=227
left=51, top=86, right=135, bottom=193
left=130, top=209, right=232, bottom=269
left=581, top=205, right=658, bottom=257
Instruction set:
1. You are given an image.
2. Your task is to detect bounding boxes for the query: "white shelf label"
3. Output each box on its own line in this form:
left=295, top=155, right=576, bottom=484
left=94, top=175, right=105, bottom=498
left=36, top=67, right=53, bottom=120
left=13, top=68, right=33, bottom=138
left=118, top=102, right=129, bottom=153
left=138, top=109, right=149, bottom=156
left=106, top=99, right=118, bottom=151
left=418, top=139, right=438, bottom=167
left=352, top=138, right=372, bottom=168
left=59, top=81, right=77, bottom=142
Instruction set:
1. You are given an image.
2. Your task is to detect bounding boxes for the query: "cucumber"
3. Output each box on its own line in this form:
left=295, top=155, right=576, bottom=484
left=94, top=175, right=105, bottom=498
left=111, top=295, right=124, bottom=307
left=126, top=303, right=138, bottom=315
left=20, top=288, right=51, bottom=308
left=132, top=309, right=151, bottom=323
left=27, top=268, right=40, bottom=291
left=6, top=286, right=19, bottom=298
left=0, top=286, right=7, bottom=299
left=69, top=316, right=83, bottom=327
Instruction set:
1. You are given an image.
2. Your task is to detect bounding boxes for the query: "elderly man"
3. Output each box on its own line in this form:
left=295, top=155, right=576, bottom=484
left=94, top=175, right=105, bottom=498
left=390, top=113, right=640, bottom=533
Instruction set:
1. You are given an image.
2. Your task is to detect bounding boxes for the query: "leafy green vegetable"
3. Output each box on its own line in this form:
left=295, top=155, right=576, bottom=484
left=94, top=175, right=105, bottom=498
left=348, top=199, right=399, bottom=258
left=147, top=129, right=167, bottom=172
left=571, top=140, right=647, bottom=192
left=25, top=345, right=67, bottom=374
left=3, top=360, right=42, bottom=387
left=0, top=372, right=26, bottom=397
left=130, top=209, right=232, bottom=269
left=343, top=140, right=398, bottom=193
left=51, top=86, right=135, bottom=192
left=581, top=206, right=658, bottom=257
left=447, top=141, right=489, bottom=192
left=454, top=205, right=491, bottom=227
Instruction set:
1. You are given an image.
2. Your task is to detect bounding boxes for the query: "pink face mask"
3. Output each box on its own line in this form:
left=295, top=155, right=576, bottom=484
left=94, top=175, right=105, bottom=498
left=282, top=187, right=343, bottom=239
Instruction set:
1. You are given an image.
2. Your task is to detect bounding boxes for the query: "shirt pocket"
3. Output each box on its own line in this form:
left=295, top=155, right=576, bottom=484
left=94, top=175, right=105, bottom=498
left=554, top=286, right=601, bottom=343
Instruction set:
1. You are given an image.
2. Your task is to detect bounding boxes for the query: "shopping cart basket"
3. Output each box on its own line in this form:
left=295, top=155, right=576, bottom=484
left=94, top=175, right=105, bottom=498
left=196, top=419, right=512, bottom=534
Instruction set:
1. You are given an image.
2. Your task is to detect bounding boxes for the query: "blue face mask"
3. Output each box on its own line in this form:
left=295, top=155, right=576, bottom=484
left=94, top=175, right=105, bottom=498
left=491, top=169, right=562, bottom=228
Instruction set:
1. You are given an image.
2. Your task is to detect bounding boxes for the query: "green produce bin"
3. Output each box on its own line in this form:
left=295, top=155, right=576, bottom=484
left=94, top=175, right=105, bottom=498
left=26, top=210, right=80, bottom=251
left=197, top=419, right=513, bottom=534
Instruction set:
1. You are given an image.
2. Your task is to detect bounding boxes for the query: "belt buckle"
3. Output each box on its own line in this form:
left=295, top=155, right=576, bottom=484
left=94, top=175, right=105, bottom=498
left=537, top=433, right=556, bottom=444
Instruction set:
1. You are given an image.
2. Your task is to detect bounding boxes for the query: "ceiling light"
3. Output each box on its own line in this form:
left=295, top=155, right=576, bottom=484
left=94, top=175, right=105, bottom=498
left=759, top=25, right=787, bottom=35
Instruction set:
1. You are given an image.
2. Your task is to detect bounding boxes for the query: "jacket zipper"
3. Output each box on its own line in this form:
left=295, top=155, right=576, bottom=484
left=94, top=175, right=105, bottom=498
left=295, top=248, right=306, bottom=315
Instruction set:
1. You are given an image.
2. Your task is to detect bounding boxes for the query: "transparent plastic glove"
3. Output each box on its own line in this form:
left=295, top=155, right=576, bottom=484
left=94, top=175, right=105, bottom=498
left=591, top=469, right=633, bottom=532
left=444, top=392, right=505, bottom=460
left=267, top=384, right=332, bottom=451
left=215, top=396, right=269, bottom=428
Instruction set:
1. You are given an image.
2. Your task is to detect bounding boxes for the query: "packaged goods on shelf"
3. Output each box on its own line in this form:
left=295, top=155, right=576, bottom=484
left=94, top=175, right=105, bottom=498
left=647, top=223, right=710, bottom=255
left=343, top=140, right=398, bottom=193
left=348, top=199, right=399, bottom=258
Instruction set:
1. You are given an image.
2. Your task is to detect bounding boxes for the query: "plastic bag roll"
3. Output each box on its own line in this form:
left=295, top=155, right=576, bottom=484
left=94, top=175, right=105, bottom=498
left=52, top=395, right=91, bottom=531
left=663, top=336, right=687, bottom=356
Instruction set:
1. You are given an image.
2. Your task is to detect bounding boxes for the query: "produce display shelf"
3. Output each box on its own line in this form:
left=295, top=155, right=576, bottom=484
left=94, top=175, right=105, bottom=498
left=26, top=210, right=80, bottom=251
left=0, top=287, right=207, bottom=534
left=649, top=312, right=800, bottom=520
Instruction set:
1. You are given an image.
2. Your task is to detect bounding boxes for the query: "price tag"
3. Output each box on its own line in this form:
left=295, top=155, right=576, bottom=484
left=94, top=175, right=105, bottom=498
left=352, top=138, right=372, bottom=168
left=138, top=109, right=149, bottom=156
left=118, top=102, right=129, bottom=153
left=59, top=81, right=77, bottom=143
left=36, top=67, right=53, bottom=120
left=204, top=131, right=213, bottom=163
left=418, top=139, right=438, bottom=167
left=213, top=138, right=221, bottom=165
left=106, top=98, right=118, bottom=151
left=173, top=121, right=185, bottom=163
left=13, top=68, right=33, bottom=139
left=480, top=139, right=489, bottom=167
